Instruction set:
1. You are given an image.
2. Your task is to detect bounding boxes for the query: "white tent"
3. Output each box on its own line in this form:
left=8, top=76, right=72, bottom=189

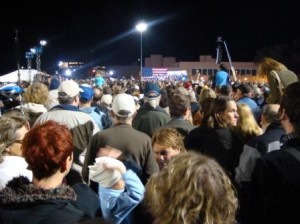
left=0, top=69, right=38, bottom=83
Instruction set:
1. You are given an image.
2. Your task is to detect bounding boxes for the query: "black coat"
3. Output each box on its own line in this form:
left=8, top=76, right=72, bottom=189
left=0, top=176, right=100, bottom=224
left=186, top=126, right=244, bottom=179
left=248, top=138, right=300, bottom=224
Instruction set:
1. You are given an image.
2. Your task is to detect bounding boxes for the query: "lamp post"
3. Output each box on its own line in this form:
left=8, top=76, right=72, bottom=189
left=31, top=40, right=47, bottom=72
left=136, top=22, right=147, bottom=79
left=25, top=51, right=34, bottom=81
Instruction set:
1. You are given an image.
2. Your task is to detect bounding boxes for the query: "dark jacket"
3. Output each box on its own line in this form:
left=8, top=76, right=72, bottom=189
left=234, top=121, right=285, bottom=224
left=186, top=126, right=244, bottom=180
left=155, top=117, right=196, bottom=148
left=0, top=177, right=100, bottom=224
left=249, top=137, right=300, bottom=224
left=235, top=121, right=285, bottom=184
left=82, top=123, right=159, bottom=187
left=132, top=103, right=170, bottom=137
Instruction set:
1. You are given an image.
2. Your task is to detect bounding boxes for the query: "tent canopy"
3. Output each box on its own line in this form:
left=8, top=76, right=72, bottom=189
left=0, top=69, right=38, bottom=83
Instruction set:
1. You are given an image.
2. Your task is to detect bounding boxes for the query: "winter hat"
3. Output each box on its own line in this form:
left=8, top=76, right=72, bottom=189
left=49, top=76, right=60, bottom=90
left=89, top=156, right=126, bottom=188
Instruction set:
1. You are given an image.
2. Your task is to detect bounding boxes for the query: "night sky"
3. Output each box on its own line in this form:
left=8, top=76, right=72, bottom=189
left=0, top=0, right=298, bottom=75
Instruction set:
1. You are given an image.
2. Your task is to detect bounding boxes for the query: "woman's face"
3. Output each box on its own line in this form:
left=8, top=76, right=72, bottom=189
left=220, top=100, right=239, bottom=126
left=7, top=125, right=29, bottom=157
left=153, top=142, right=181, bottom=170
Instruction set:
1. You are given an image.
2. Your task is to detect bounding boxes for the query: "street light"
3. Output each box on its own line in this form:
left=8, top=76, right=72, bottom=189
left=136, top=22, right=147, bottom=79
left=31, top=40, right=47, bottom=72
left=25, top=51, right=34, bottom=81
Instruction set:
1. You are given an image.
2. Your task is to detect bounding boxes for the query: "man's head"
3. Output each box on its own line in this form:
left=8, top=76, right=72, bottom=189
left=168, top=89, right=191, bottom=118
left=112, top=93, right=136, bottom=122
left=58, top=80, right=83, bottom=105
left=236, top=83, right=252, bottom=99
left=277, top=81, right=300, bottom=135
left=79, top=84, right=94, bottom=104
left=260, top=104, right=280, bottom=131
left=144, top=82, right=161, bottom=108
left=144, top=82, right=161, bottom=98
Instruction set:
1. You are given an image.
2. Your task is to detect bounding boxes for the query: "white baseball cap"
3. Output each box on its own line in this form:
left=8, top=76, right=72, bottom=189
left=112, top=93, right=136, bottom=118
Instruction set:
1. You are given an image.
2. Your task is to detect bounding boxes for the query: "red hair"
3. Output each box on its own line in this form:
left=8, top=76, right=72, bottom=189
left=22, top=120, right=73, bottom=180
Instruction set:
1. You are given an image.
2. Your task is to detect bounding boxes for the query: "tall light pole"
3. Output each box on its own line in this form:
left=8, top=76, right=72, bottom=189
left=25, top=51, right=34, bottom=81
left=136, top=22, right=147, bottom=79
left=31, top=40, right=47, bottom=72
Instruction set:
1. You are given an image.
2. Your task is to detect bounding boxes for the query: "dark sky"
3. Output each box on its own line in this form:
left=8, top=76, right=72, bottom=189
left=0, top=0, right=298, bottom=75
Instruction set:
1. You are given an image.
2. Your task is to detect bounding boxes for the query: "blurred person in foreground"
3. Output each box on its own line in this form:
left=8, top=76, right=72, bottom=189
left=235, top=104, right=284, bottom=224
left=89, top=156, right=145, bottom=224
left=0, top=120, right=100, bottom=224
left=0, top=111, right=31, bottom=189
left=144, top=151, right=238, bottom=224
left=248, top=81, right=300, bottom=224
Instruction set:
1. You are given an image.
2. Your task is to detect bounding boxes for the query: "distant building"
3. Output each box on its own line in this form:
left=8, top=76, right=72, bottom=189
left=145, top=54, right=266, bottom=83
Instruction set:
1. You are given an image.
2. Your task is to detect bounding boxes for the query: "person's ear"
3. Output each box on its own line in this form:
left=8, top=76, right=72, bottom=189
left=276, top=107, right=285, bottom=121
left=60, top=154, right=73, bottom=173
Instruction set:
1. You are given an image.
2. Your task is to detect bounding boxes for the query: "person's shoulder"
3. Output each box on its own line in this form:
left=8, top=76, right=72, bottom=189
left=130, top=127, right=152, bottom=139
left=260, top=147, right=297, bottom=162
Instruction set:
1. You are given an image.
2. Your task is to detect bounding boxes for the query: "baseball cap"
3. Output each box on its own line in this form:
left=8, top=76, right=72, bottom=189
left=112, top=93, right=136, bottom=118
left=144, top=82, right=161, bottom=98
left=58, top=80, right=83, bottom=97
left=79, top=84, right=94, bottom=101
left=100, top=94, right=113, bottom=106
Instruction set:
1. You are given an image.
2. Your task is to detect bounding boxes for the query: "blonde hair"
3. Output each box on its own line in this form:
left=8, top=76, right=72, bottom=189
left=198, top=86, right=216, bottom=104
left=235, top=103, right=263, bottom=142
left=151, top=128, right=186, bottom=152
left=144, top=151, right=238, bottom=224
left=23, top=82, right=49, bottom=106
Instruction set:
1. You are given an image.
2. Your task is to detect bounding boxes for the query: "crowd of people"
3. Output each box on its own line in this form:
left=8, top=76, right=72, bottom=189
left=0, top=57, right=299, bottom=224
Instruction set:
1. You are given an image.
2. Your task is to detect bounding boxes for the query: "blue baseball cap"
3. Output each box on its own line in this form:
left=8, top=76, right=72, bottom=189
left=144, top=82, right=161, bottom=98
left=79, top=84, right=94, bottom=101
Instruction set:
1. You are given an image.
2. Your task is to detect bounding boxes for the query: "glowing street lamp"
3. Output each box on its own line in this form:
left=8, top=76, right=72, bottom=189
left=31, top=40, right=47, bottom=71
left=136, top=22, right=147, bottom=79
